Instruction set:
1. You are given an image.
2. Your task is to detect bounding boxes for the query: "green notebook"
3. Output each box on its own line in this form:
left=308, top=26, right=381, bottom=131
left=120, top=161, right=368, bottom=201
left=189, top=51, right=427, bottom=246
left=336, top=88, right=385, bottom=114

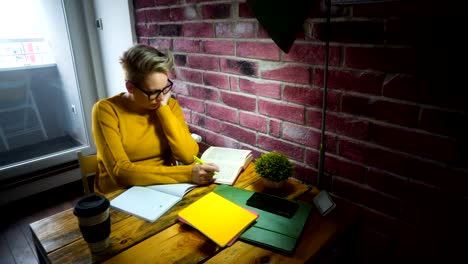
left=213, top=185, right=312, bottom=254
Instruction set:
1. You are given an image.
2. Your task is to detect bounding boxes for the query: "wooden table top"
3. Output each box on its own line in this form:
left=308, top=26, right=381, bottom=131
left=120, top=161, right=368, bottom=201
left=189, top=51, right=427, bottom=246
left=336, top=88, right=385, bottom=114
left=30, top=163, right=357, bottom=264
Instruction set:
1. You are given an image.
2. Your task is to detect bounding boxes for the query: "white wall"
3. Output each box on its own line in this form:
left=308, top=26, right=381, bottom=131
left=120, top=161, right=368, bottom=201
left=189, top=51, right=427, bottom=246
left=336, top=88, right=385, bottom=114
left=92, top=0, right=136, bottom=97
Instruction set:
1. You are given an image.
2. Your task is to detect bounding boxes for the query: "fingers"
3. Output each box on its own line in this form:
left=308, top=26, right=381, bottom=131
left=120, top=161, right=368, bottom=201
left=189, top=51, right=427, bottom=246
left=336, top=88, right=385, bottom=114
left=191, top=164, right=216, bottom=186
left=200, top=163, right=219, bottom=173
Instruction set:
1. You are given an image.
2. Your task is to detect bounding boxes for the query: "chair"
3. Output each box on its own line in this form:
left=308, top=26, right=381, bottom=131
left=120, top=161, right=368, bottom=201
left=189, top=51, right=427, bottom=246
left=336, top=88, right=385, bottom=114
left=0, top=73, right=48, bottom=151
left=77, top=151, right=97, bottom=193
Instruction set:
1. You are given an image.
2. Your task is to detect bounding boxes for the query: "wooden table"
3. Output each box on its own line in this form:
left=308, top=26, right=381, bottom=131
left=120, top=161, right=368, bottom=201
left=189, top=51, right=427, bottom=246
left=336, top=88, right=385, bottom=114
left=30, top=163, right=357, bottom=263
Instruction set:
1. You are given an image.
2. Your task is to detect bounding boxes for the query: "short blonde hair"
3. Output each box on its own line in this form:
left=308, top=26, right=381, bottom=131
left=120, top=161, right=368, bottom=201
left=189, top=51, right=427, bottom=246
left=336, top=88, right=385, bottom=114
left=119, top=44, right=174, bottom=86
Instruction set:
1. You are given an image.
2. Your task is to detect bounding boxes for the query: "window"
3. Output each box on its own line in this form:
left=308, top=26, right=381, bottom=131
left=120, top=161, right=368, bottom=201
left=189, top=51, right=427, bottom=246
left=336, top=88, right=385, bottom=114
left=0, top=0, right=55, bottom=68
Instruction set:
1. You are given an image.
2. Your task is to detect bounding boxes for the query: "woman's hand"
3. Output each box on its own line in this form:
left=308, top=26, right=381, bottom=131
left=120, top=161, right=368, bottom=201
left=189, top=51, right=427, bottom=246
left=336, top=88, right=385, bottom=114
left=159, top=90, right=172, bottom=107
left=191, top=163, right=219, bottom=185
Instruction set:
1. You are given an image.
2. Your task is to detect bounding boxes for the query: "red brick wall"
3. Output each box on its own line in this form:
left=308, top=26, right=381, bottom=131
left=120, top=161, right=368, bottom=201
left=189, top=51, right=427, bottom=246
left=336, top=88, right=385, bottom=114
left=133, top=0, right=467, bottom=261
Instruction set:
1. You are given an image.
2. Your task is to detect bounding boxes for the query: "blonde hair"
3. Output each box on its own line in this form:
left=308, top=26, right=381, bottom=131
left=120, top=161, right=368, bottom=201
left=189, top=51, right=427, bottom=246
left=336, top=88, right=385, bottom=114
left=119, top=44, right=174, bottom=86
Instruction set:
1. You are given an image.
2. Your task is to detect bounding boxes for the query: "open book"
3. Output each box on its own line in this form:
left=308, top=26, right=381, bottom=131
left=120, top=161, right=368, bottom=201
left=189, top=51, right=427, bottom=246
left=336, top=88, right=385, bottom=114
left=110, top=183, right=197, bottom=222
left=200, top=146, right=253, bottom=185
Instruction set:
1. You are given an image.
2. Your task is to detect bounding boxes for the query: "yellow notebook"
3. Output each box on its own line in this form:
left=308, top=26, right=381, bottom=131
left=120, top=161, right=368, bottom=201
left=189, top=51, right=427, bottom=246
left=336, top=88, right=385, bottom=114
left=178, top=192, right=258, bottom=247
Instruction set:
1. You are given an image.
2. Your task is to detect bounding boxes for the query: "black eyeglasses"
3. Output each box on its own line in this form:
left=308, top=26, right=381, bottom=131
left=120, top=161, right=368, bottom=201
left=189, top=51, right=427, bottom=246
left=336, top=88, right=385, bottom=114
left=129, top=79, right=173, bottom=101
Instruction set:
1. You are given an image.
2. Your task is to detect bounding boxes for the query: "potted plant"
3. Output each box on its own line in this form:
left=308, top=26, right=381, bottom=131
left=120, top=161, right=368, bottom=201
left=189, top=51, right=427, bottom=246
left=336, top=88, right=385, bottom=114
left=254, top=151, right=294, bottom=188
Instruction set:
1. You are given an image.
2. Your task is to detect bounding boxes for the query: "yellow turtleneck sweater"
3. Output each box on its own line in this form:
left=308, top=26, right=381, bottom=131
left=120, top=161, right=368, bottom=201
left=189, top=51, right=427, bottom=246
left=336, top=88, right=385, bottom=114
left=92, top=93, right=199, bottom=193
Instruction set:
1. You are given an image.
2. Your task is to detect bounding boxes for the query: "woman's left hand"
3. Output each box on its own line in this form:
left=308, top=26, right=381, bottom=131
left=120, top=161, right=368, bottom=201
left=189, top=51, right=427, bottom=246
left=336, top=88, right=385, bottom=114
left=160, top=90, right=172, bottom=106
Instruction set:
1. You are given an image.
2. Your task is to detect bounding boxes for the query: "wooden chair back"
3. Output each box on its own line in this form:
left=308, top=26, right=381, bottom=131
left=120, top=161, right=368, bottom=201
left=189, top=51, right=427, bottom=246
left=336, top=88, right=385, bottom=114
left=77, top=151, right=97, bottom=193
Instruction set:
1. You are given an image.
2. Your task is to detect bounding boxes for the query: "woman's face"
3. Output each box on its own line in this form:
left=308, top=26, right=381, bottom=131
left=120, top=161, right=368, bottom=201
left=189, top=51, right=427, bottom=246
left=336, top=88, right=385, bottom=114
left=132, top=72, right=170, bottom=110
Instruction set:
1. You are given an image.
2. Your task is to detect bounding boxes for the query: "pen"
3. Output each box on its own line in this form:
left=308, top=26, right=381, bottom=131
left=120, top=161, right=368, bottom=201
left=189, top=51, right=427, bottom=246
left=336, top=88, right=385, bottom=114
left=193, top=155, right=218, bottom=175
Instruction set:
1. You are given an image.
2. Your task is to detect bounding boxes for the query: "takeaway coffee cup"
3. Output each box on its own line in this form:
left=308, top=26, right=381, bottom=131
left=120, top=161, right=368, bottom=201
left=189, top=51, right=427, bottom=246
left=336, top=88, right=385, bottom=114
left=73, top=194, right=111, bottom=253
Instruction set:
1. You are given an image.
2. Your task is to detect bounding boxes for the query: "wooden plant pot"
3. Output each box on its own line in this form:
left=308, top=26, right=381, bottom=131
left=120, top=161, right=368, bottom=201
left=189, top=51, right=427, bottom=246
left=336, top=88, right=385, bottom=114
left=261, top=177, right=287, bottom=189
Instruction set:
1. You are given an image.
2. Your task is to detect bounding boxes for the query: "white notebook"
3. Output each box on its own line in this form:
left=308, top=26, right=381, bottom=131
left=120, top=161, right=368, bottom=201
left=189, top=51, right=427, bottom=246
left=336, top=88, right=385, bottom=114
left=110, top=183, right=197, bottom=222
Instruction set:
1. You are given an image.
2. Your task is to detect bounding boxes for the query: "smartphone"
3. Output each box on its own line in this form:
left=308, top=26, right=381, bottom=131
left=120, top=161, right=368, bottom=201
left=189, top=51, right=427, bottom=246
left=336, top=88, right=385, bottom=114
left=246, top=192, right=298, bottom=218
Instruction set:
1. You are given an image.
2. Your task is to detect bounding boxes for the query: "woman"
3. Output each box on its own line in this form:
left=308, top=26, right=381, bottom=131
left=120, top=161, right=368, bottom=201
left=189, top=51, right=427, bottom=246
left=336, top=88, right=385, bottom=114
left=92, top=44, right=218, bottom=193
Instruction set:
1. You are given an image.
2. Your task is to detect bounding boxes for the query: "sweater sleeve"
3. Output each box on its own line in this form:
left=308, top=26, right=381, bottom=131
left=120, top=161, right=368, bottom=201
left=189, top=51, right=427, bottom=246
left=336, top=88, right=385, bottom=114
left=92, top=100, right=194, bottom=192
left=156, top=98, right=199, bottom=164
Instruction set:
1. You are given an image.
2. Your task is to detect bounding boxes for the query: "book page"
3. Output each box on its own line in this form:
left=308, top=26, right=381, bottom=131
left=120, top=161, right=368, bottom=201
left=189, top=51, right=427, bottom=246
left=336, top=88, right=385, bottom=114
left=146, top=183, right=197, bottom=198
left=212, top=162, right=243, bottom=185
left=110, top=186, right=181, bottom=222
left=201, top=147, right=252, bottom=185
left=201, top=147, right=251, bottom=166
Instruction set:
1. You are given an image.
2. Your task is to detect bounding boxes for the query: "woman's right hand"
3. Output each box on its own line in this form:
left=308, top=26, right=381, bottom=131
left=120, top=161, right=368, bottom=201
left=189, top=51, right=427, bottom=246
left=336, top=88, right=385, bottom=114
left=191, top=163, right=219, bottom=185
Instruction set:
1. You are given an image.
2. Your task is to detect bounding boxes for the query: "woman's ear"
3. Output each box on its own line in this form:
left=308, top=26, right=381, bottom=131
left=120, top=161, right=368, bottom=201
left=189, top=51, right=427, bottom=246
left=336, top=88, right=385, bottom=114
left=125, top=81, right=134, bottom=93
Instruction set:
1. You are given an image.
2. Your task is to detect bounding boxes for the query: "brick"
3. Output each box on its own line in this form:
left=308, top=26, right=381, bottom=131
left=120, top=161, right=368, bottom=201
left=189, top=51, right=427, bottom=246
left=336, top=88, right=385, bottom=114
left=149, top=38, right=172, bottom=50
left=221, top=123, right=256, bottom=145
left=258, top=99, right=305, bottom=124
left=238, top=2, right=254, bottom=18
left=367, top=169, right=408, bottom=198
left=173, top=39, right=200, bottom=53
left=338, top=139, right=457, bottom=189
left=215, top=22, right=255, bottom=38
left=170, top=6, right=199, bottom=21
left=324, top=134, right=338, bottom=154
left=369, top=123, right=458, bottom=163
left=257, top=25, right=270, bottom=38
left=313, top=21, right=384, bottom=44
left=192, top=113, right=222, bottom=132
left=342, top=94, right=419, bottom=127
left=282, top=122, right=320, bottom=147
left=283, top=86, right=321, bottom=107
left=305, top=149, right=319, bottom=168
left=325, top=155, right=366, bottom=183
left=135, top=10, right=146, bottom=23
left=205, top=131, right=240, bottom=149
left=383, top=74, right=465, bottom=111
left=326, top=113, right=370, bottom=140
left=294, top=165, right=317, bottom=185
left=229, top=76, right=238, bottom=90
left=269, top=119, right=280, bottom=137
left=188, top=55, right=219, bottom=71
left=419, top=108, right=468, bottom=138
left=177, top=96, right=204, bottom=112
left=345, top=47, right=417, bottom=74
left=220, top=58, right=258, bottom=77
left=283, top=44, right=340, bottom=66
left=306, top=109, right=321, bottom=129
left=332, top=177, right=400, bottom=217
left=189, top=85, right=219, bottom=101
left=237, top=41, right=280, bottom=60
left=134, top=0, right=153, bottom=9
left=159, top=24, right=182, bottom=36
left=313, top=69, right=384, bottom=95
left=176, top=69, right=202, bottom=84
left=202, top=40, right=235, bottom=55
left=155, top=0, right=177, bottom=5
left=174, top=54, right=186, bottom=66
left=221, top=92, right=256, bottom=111
left=172, top=81, right=189, bottom=96
left=146, top=9, right=170, bottom=22
left=339, top=139, right=407, bottom=174
left=257, top=135, right=304, bottom=161
left=240, top=112, right=267, bottom=133
left=261, top=65, right=310, bottom=84
left=203, top=72, right=229, bottom=89
left=239, top=78, right=281, bottom=99
left=182, top=109, right=191, bottom=123
left=201, top=3, right=231, bottom=19
left=183, top=22, right=214, bottom=37
left=136, top=24, right=158, bottom=37
left=205, top=103, right=237, bottom=123
left=137, top=38, right=149, bottom=45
